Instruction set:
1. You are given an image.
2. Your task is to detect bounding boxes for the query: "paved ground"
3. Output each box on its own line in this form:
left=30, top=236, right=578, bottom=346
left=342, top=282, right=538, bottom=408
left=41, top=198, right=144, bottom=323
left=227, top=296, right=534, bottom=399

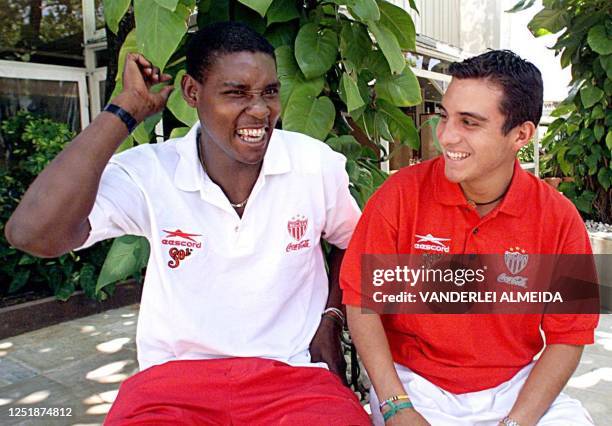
left=0, top=306, right=610, bottom=425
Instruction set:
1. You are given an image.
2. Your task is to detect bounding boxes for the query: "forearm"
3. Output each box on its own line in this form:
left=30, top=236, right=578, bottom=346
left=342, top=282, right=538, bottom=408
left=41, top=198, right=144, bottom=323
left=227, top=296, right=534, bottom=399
left=346, top=305, right=406, bottom=400
left=505, top=344, right=583, bottom=425
left=5, top=94, right=139, bottom=256
left=326, top=247, right=345, bottom=310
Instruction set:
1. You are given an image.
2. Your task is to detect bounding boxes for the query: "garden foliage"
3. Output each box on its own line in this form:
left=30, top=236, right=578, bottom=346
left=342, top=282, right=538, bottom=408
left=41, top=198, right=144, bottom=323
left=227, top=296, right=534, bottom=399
left=0, top=112, right=114, bottom=301
left=511, top=0, right=612, bottom=222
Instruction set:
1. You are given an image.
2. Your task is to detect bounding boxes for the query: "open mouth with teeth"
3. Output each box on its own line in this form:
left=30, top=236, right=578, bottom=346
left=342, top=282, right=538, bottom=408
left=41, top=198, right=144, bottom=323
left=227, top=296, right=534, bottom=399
left=446, top=151, right=471, bottom=161
left=236, top=127, right=268, bottom=144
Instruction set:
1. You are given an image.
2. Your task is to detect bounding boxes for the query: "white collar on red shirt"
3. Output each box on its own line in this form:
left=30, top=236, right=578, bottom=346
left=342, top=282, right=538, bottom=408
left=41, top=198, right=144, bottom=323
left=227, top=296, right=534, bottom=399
left=172, top=122, right=291, bottom=193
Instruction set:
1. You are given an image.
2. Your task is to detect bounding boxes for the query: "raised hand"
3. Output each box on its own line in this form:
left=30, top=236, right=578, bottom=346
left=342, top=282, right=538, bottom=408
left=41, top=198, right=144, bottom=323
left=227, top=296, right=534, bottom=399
left=112, top=53, right=174, bottom=123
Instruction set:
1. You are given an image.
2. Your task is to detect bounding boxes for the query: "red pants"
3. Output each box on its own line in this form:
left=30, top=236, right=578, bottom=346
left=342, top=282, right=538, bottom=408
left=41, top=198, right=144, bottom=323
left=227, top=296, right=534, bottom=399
left=105, top=357, right=370, bottom=425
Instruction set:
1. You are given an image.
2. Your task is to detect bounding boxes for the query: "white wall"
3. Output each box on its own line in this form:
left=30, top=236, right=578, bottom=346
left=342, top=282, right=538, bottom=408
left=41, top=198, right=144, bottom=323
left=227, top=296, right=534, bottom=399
left=390, top=0, right=501, bottom=54
left=500, top=0, right=571, bottom=102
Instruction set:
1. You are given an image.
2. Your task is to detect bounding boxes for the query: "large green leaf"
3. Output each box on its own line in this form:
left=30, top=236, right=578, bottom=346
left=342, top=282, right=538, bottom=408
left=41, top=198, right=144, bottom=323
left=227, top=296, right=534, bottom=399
left=197, top=0, right=229, bottom=27
left=133, top=112, right=163, bottom=144
left=377, top=0, right=416, bottom=51
left=375, top=66, right=421, bottom=107
left=96, top=236, right=150, bottom=294
left=234, top=2, right=266, bottom=34
left=266, top=0, right=299, bottom=25
left=580, top=85, right=604, bottom=108
left=597, top=168, right=612, bottom=191
left=283, top=86, right=336, bottom=141
left=170, top=126, right=191, bottom=139
left=377, top=99, right=419, bottom=149
left=341, top=73, right=366, bottom=112
left=606, top=132, right=612, bottom=151
left=340, top=22, right=372, bottom=69
left=587, top=25, right=612, bottom=56
left=264, top=21, right=299, bottom=49
left=574, top=190, right=595, bottom=214
left=134, top=0, right=189, bottom=70
left=116, top=134, right=135, bottom=153
left=275, top=45, right=324, bottom=115
left=154, top=0, right=179, bottom=11
left=294, top=24, right=338, bottom=79
left=347, top=0, right=380, bottom=22
left=367, top=21, right=405, bottom=75
left=116, top=30, right=138, bottom=83
left=237, top=0, right=273, bottom=17
left=104, top=0, right=131, bottom=34
left=601, top=55, right=612, bottom=80
left=326, top=135, right=362, bottom=158
left=528, top=8, right=567, bottom=36
left=167, top=70, right=199, bottom=126
left=363, top=49, right=391, bottom=76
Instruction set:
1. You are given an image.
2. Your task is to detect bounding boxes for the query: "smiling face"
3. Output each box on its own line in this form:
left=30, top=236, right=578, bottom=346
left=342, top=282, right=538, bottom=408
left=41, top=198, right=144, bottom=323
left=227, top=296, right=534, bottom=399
left=436, top=77, right=526, bottom=191
left=182, top=51, right=281, bottom=168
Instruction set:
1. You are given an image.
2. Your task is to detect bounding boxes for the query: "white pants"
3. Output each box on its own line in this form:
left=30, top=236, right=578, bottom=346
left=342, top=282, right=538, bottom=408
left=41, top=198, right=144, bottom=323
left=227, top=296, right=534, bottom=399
left=370, top=363, right=594, bottom=426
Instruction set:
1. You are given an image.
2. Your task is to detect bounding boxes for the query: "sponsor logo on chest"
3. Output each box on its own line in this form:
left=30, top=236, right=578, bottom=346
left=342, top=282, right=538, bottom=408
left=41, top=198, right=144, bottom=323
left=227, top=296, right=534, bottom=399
left=286, top=215, right=311, bottom=252
left=414, top=233, right=451, bottom=253
left=161, top=229, right=203, bottom=269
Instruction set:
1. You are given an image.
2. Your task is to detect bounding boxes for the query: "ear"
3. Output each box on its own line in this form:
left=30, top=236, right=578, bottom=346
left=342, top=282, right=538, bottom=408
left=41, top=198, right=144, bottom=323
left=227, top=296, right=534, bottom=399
left=512, top=121, right=536, bottom=152
left=181, top=73, right=199, bottom=108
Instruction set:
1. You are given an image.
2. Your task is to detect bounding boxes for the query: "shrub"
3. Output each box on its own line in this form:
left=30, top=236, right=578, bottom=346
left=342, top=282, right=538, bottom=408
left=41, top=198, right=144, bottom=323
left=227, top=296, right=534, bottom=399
left=0, top=111, right=113, bottom=302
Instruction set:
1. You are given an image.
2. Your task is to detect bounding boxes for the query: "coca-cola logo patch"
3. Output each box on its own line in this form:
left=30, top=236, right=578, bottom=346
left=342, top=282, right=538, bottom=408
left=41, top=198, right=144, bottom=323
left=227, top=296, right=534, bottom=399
left=286, top=215, right=310, bottom=252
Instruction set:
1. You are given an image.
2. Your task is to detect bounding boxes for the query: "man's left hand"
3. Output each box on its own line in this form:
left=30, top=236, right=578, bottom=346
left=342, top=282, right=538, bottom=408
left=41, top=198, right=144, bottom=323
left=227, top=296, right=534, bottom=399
left=309, top=315, right=348, bottom=386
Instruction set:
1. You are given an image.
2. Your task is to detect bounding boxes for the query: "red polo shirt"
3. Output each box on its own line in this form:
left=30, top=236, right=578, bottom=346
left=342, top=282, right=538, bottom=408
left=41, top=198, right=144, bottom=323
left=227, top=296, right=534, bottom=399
left=340, top=157, right=599, bottom=394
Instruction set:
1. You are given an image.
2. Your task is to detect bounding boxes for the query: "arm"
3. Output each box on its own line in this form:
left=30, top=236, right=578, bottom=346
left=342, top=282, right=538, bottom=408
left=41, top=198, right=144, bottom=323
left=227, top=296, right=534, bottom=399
left=310, top=246, right=348, bottom=384
left=347, top=306, right=430, bottom=425
left=502, top=344, right=583, bottom=426
left=4, top=54, right=172, bottom=257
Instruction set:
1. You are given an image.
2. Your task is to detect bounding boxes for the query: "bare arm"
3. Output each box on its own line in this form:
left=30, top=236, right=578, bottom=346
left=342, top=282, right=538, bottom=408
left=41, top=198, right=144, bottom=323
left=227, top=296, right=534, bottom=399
left=5, top=54, right=173, bottom=257
left=310, top=247, right=347, bottom=384
left=347, top=306, right=430, bottom=425
left=502, top=344, right=583, bottom=426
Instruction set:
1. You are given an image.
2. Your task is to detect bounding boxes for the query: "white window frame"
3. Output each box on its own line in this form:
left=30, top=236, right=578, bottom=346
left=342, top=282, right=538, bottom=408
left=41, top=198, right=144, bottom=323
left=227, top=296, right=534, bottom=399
left=0, top=59, right=90, bottom=129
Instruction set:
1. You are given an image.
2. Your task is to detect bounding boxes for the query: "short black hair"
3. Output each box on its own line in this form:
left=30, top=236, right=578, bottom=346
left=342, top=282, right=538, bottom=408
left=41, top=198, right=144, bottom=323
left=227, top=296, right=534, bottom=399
left=448, top=50, right=543, bottom=134
left=186, top=21, right=275, bottom=82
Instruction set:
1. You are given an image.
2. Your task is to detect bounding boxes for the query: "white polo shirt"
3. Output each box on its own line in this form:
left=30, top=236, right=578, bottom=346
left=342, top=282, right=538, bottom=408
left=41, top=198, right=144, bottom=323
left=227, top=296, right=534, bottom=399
left=80, top=123, right=361, bottom=371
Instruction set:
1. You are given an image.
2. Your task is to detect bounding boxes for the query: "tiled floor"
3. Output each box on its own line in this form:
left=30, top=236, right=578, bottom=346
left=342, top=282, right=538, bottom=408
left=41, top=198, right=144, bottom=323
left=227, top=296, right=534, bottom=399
left=0, top=306, right=610, bottom=425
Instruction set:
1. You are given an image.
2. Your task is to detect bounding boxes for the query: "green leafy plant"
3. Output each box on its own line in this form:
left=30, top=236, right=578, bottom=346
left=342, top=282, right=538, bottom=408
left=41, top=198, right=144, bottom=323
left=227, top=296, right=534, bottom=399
left=0, top=112, right=114, bottom=302
left=510, top=0, right=611, bottom=221
left=97, top=0, right=421, bottom=295
left=517, top=140, right=535, bottom=163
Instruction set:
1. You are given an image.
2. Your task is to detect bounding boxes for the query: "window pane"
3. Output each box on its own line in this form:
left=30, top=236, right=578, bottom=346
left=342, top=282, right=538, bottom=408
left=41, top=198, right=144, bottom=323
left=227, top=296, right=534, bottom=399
left=0, top=77, right=81, bottom=131
left=0, top=0, right=84, bottom=67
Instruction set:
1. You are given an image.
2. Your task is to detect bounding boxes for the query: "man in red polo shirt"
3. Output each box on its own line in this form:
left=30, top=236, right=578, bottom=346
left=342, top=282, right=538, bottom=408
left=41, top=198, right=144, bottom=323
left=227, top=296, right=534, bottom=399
left=341, top=50, right=599, bottom=425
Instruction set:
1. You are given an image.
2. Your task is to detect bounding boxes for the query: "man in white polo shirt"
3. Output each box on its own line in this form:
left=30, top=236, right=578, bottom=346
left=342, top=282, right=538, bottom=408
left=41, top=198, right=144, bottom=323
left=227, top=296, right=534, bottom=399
left=6, top=22, right=368, bottom=425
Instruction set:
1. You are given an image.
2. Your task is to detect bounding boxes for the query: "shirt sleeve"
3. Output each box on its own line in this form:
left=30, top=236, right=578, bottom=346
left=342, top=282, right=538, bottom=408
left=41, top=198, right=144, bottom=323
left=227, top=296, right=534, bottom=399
left=340, top=186, right=399, bottom=307
left=77, top=162, right=149, bottom=250
left=542, top=207, right=599, bottom=345
left=320, top=150, right=361, bottom=249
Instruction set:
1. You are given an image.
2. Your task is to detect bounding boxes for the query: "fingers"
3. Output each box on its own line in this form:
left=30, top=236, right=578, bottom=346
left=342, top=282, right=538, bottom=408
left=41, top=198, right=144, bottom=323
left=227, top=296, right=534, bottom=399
left=158, top=85, right=175, bottom=103
left=125, top=53, right=167, bottom=87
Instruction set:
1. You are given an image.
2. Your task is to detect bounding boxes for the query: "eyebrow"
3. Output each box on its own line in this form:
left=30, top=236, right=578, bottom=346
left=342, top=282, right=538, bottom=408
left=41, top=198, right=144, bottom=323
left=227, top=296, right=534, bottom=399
left=221, top=81, right=281, bottom=89
left=439, top=105, right=488, bottom=122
